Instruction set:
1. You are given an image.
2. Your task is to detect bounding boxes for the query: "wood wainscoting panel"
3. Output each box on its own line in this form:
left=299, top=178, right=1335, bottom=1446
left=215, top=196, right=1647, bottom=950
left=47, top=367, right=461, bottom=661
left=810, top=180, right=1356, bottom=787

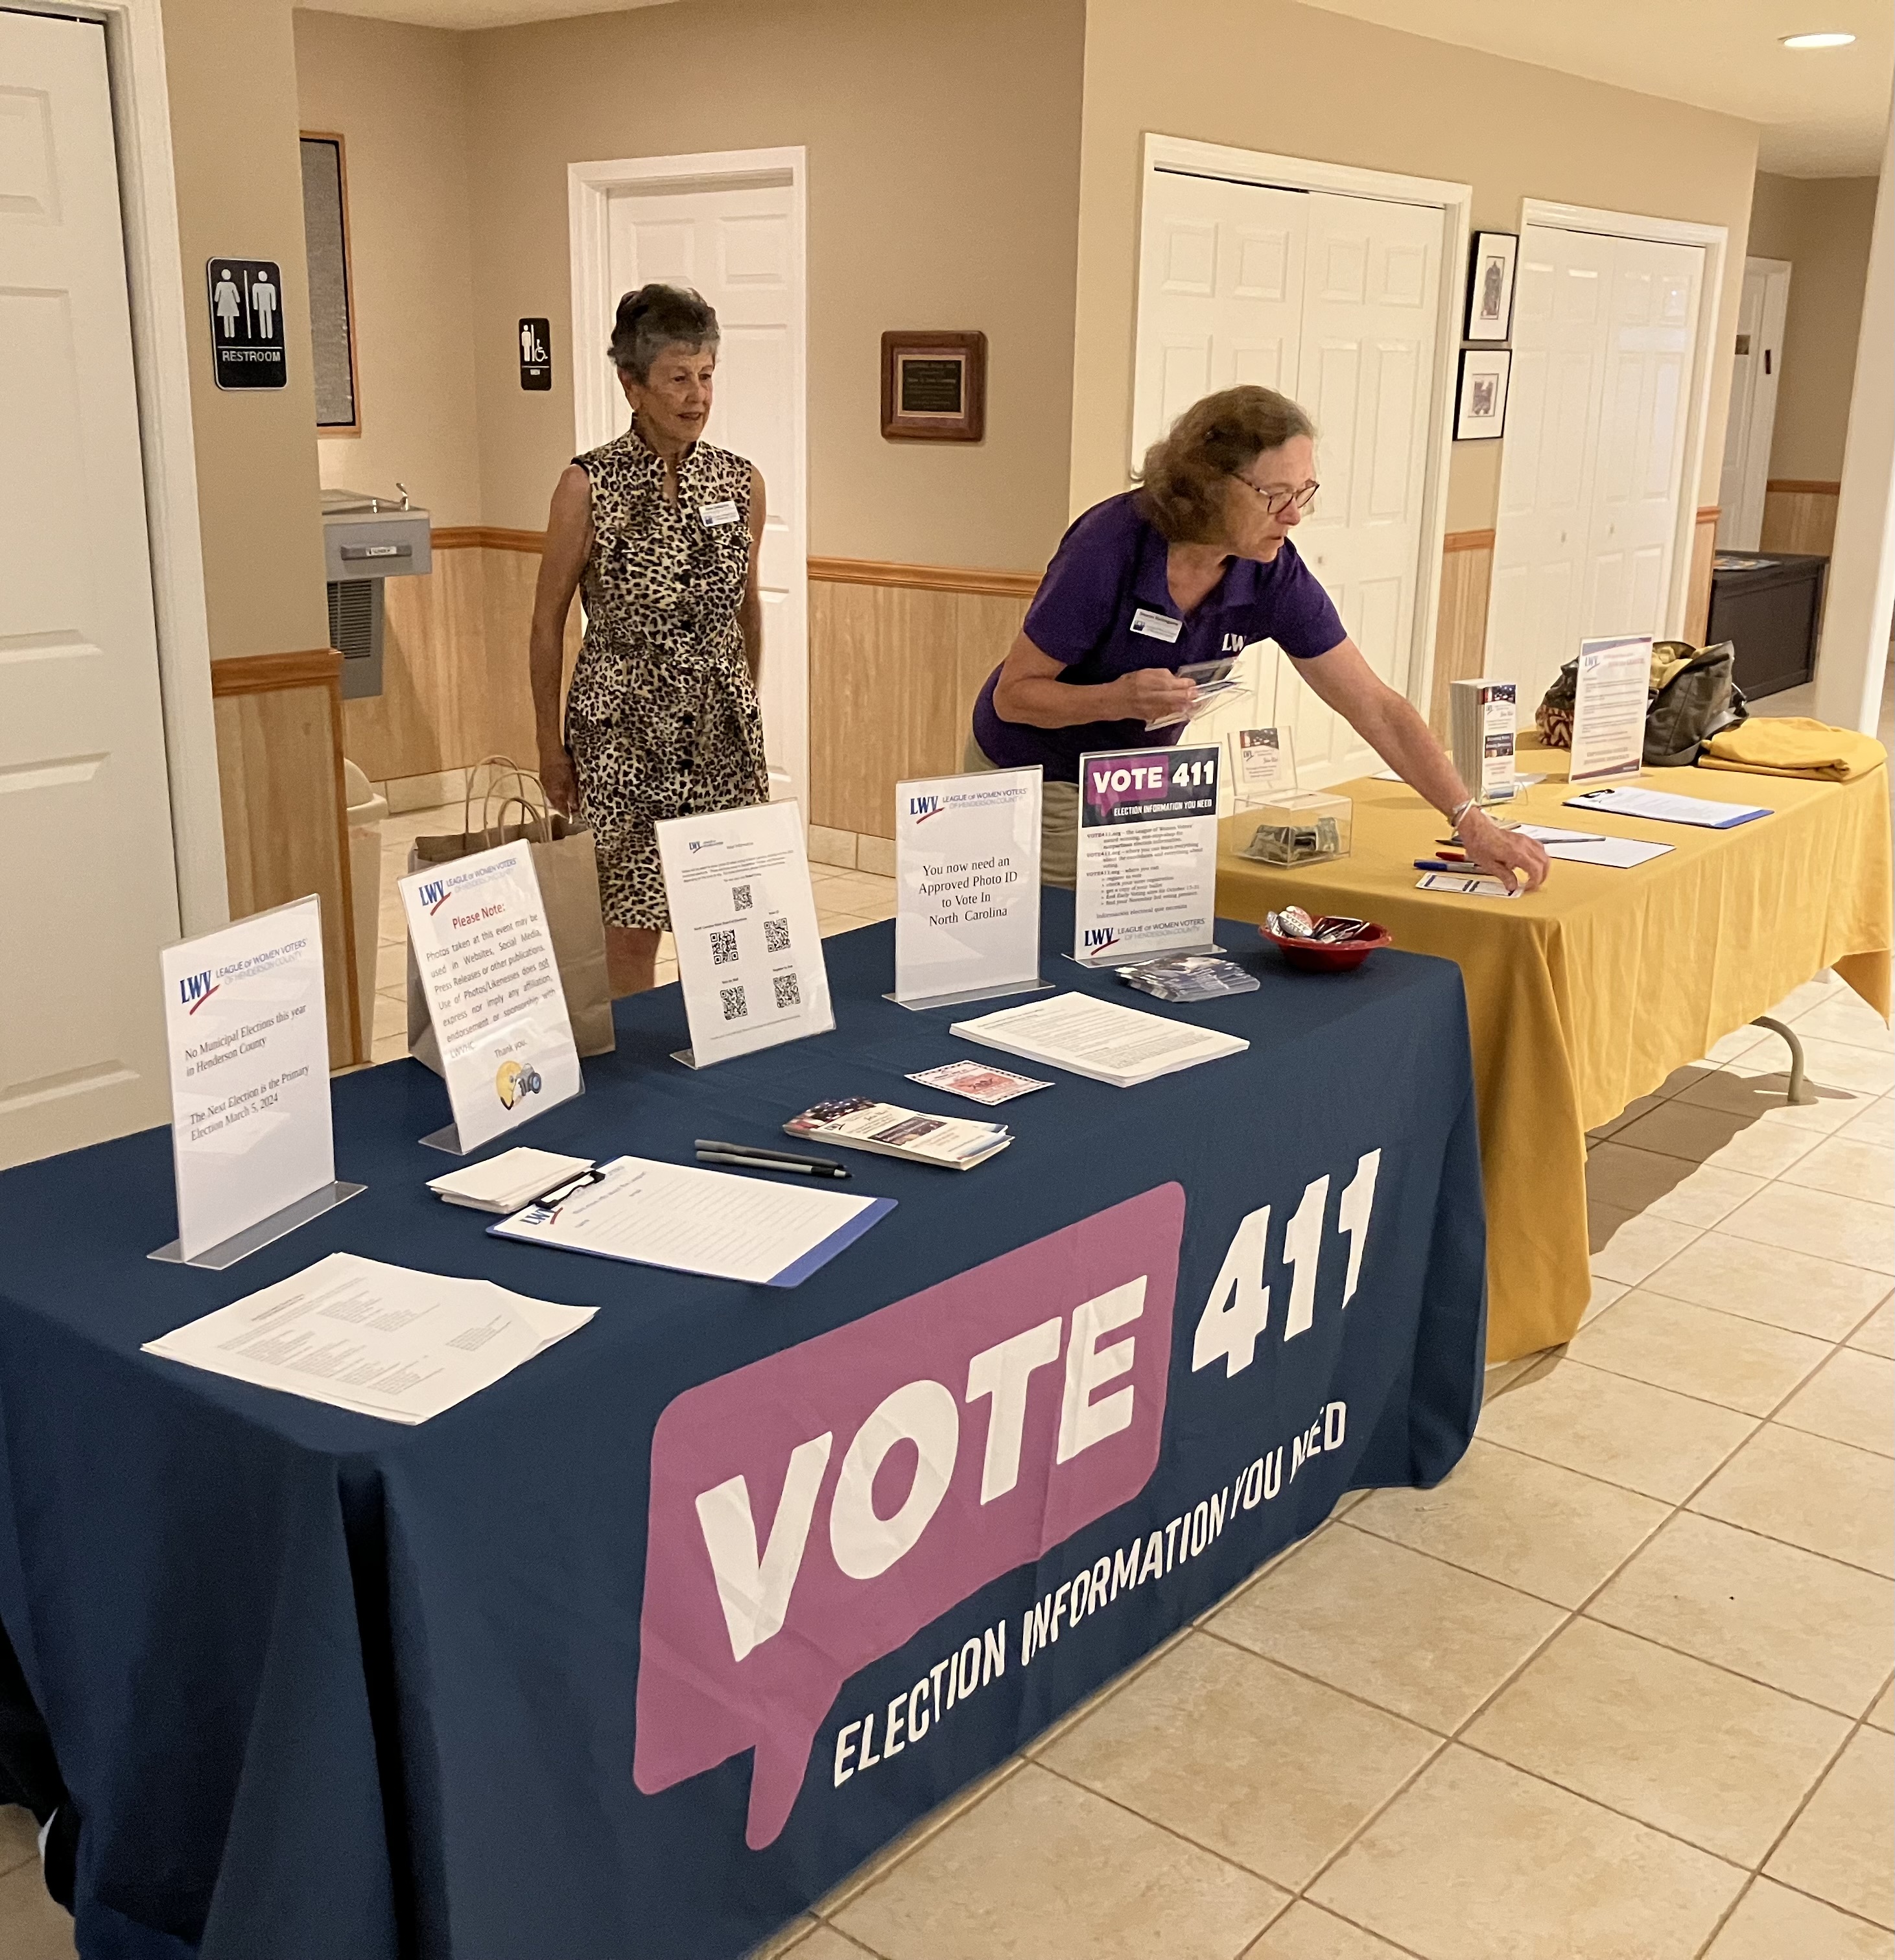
left=1760, top=480, right=1840, bottom=557
left=808, top=576, right=1031, bottom=839
left=1686, top=505, right=1719, bottom=646
left=1430, top=530, right=1496, bottom=736
left=211, top=649, right=362, bottom=1067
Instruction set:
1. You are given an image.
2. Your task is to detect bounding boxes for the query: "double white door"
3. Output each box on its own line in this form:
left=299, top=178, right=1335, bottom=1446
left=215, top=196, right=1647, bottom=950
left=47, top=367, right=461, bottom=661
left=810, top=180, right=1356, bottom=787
left=1, top=11, right=180, bottom=1168
left=1487, top=227, right=1704, bottom=709
left=600, top=180, right=807, bottom=808
left=1134, top=172, right=1444, bottom=789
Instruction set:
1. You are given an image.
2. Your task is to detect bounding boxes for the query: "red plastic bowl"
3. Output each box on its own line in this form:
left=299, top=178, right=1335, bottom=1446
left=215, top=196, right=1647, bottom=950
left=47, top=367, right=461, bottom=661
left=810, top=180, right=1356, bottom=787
left=1260, top=921, right=1392, bottom=972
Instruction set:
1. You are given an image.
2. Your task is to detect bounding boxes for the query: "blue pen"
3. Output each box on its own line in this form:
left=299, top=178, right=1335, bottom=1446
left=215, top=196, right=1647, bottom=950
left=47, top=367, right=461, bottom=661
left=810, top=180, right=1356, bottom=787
left=1413, top=858, right=1461, bottom=872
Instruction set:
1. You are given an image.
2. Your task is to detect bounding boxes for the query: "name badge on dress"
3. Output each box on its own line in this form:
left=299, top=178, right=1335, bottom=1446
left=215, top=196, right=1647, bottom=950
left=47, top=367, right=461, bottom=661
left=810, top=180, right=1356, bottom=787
left=1129, top=607, right=1183, bottom=643
left=700, top=500, right=741, bottom=528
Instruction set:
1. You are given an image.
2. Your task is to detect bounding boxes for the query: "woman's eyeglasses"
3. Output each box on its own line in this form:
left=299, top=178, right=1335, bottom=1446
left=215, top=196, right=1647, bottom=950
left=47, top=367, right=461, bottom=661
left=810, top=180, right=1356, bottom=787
left=1234, top=476, right=1319, bottom=518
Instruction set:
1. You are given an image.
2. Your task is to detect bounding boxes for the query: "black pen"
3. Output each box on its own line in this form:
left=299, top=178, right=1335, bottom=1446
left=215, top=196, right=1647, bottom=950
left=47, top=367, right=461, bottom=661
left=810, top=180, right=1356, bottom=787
left=696, top=1149, right=851, bottom=1180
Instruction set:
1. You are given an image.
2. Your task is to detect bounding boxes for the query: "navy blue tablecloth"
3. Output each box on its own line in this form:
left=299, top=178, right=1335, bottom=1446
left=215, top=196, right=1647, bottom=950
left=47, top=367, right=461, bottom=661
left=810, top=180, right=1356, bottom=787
left=0, top=898, right=1484, bottom=1960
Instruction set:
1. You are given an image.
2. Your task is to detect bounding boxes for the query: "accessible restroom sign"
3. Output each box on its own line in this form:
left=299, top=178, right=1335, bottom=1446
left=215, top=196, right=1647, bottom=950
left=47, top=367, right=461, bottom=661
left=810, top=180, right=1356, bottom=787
left=206, top=259, right=286, bottom=390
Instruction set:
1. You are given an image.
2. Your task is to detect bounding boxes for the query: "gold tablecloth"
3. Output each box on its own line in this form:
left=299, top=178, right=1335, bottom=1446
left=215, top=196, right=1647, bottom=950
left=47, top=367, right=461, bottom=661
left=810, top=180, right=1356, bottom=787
left=1215, top=751, right=1892, bottom=1362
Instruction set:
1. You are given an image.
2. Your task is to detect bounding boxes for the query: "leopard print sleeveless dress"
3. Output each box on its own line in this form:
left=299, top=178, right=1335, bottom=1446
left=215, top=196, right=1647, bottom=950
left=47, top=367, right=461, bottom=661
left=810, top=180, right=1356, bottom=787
left=564, top=430, right=769, bottom=930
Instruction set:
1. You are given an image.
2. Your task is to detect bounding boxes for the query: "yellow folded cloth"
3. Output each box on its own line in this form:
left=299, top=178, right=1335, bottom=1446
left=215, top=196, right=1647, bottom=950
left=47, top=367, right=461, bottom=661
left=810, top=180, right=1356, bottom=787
left=1700, top=717, right=1888, bottom=784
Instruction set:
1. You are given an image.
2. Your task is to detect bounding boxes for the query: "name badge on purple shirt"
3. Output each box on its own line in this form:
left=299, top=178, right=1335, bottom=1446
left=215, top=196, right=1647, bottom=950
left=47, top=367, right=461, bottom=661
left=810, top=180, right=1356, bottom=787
left=1129, top=607, right=1182, bottom=644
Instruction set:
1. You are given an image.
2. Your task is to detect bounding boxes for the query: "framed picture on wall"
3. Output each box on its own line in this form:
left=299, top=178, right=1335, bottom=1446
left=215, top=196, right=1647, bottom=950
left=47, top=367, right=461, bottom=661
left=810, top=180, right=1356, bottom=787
left=1465, top=231, right=1518, bottom=342
left=881, top=331, right=987, bottom=441
left=1455, top=349, right=1512, bottom=441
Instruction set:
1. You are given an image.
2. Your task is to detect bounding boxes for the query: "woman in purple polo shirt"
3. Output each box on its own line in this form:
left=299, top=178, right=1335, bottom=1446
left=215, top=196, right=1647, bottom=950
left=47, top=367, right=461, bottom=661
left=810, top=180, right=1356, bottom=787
left=968, top=386, right=1549, bottom=893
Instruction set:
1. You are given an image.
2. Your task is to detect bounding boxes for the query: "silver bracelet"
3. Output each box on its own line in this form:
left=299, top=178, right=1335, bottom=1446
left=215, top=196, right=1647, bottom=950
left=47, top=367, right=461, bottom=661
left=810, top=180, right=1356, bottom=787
left=1448, top=797, right=1477, bottom=829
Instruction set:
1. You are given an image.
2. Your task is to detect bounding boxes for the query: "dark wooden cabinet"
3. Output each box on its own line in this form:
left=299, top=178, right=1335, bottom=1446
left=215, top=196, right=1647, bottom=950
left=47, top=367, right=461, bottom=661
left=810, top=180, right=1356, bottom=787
left=1707, top=553, right=1827, bottom=700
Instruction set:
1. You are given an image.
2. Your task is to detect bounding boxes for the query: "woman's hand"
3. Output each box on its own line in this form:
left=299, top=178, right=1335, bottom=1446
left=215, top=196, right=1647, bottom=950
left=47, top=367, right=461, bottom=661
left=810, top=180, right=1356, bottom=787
left=1459, top=807, right=1550, bottom=892
left=1111, top=667, right=1197, bottom=725
left=539, top=747, right=580, bottom=820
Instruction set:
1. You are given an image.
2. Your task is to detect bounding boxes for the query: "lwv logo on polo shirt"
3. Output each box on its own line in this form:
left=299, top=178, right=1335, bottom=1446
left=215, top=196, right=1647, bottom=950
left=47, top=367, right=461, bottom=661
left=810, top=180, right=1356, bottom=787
left=1221, top=633, right=1246, bottom=653
left=178, top=970, right=217, bottom=1013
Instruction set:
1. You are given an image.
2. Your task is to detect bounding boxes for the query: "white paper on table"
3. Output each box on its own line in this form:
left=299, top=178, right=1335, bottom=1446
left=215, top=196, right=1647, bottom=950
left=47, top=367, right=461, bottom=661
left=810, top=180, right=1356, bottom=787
left=1074, top=746, right=1220, bottom=964
left=488, top=1155, right=893, bottom=1287
left=1564, top=785, right=1772, bottom=830
left=1513, top=824, right=1606, bottom=844
left=1543, top=836, right=1674, bottom=869
left=657, top=801, right=834, bottom=1067
left=160, top=896, right=335, bottom=1261
left=401, top=841, right=582, bottom=1152
left=951, top=991, right=1247, bottom=1087
left=895, top=767, right=1042, bottom=1005
left=142, top=1252, right=594, bottom=1423
left=1568, top=636, right=1651, bottom=786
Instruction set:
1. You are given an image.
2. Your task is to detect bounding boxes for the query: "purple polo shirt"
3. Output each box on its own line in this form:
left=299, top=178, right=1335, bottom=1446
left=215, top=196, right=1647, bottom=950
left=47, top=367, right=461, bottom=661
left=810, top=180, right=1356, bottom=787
left=971, top=491, right=1346, bottom=781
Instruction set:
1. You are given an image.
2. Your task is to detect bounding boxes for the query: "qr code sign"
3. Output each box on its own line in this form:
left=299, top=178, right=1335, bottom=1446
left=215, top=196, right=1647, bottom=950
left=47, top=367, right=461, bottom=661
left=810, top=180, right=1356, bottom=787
left=731, top=883, right=753, bottom=911
left=772, top=971, right=801, bottom=1009
left=710, top=928, right=739, bottom=966
left=763, top=918, right=792, bottom=954
left=720, top=983, right=747, bottom=1021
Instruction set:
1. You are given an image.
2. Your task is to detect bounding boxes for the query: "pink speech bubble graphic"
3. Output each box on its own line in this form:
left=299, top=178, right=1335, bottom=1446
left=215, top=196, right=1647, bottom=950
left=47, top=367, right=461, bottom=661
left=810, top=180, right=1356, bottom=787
left=634, top=1183, right=1185, bottom=1848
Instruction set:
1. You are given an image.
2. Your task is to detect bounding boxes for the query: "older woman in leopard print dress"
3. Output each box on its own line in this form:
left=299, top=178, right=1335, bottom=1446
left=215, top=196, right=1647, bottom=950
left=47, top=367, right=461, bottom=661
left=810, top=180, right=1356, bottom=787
left=530, top=283, right=770, bottom=996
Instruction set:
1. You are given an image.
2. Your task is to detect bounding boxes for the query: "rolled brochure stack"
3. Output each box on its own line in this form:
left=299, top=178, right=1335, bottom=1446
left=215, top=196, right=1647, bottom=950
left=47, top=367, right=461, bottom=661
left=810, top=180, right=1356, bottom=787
left=784, top=1097, right=1011, bottom=1170
left=950, top=990, right=1248, bottom=1088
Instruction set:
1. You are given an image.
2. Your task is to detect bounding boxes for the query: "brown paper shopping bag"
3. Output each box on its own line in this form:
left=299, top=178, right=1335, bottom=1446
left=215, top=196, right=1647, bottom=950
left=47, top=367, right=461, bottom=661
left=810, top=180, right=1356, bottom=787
left=405, top=760, right=616, bottom=1074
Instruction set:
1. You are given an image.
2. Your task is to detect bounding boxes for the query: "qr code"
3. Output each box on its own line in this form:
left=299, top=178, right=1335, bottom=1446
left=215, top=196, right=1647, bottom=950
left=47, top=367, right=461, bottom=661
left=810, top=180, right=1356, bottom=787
left=710, top=928, right=739, bottom=966
left=772, top=971, right=801, bottom=1009
left=731, top=883, right=753, bottom=912
left=720, top=983, right=747, bottom=1021
left=763, top=917, right=792, bottom=954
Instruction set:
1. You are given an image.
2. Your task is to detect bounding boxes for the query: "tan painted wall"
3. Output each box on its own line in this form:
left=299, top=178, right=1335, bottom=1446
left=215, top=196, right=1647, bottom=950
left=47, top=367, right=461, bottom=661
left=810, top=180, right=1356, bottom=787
left=164, top=0, right=328, bottom=659
left=460, top=0, right=1085, bottom=569
left=294, top=12, right=484, bottom=526
left=1071, top=0, right=1760, bottom=532
left=1747, top=171, right=1880, bottom=484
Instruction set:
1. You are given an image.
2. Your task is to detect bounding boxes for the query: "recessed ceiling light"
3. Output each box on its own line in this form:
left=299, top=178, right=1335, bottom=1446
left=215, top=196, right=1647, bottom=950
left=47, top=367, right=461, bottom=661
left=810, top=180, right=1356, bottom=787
left=1780, top=30, right=1857, bottom=47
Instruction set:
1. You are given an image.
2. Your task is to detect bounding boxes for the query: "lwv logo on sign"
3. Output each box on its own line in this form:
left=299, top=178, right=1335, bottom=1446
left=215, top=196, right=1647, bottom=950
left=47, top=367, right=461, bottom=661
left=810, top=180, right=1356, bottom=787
left=418, top=880, right=452, bottom=914
left=206, top=259, right=287, bottom=391
left=178, top=970, right=217, bottom=1014
left=908, top=795, right=944, bottom=822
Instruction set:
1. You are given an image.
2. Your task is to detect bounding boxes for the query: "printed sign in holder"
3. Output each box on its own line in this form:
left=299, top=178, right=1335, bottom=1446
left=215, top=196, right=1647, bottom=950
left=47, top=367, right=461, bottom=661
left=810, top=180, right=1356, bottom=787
left=888, top=767, right=1052, bottom=1012
left=1071, top=745, right=1223, bottom=968
left=150, top=894, right=364, bottom=1270
left=1227, top=727, right=1297, bottom=811
left=656, top=802, right=835, bottom=1071
left=401, top=843, right=585, bottom=1155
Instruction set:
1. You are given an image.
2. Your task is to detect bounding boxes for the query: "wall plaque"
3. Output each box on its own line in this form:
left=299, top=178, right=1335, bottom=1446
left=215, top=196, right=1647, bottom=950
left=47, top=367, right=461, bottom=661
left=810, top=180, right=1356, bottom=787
left=881, top=331, right=986, bottom=442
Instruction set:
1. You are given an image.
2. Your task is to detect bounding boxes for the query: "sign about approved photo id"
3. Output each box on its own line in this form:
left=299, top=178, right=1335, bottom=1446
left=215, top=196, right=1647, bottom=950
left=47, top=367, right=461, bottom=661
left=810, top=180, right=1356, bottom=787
left=894, top=767, right=1042, bottom=1008
left=401, top=841, right=582, bottom=1151
left=1074, top=745, right=1220, bottom=964
left=160, top=896, right=333, bottom=1259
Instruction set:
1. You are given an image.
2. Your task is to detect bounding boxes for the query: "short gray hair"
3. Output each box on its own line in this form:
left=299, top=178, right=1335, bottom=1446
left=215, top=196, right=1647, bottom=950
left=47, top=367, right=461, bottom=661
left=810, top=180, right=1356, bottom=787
left=607, top=283, right=720, bottom=381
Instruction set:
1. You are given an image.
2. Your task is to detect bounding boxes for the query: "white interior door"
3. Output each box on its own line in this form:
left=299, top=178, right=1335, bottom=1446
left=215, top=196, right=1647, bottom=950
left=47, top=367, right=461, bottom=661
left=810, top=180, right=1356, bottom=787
left=1715, top=258, right=1789, bottom=551
left=601, top=178, right=807, bottom=808
left=1131, top=169, right=1307, bottom=780
left=1489, top=224, right=1704, bottom=708
left=1131, top=168, right=1446, bottom=795
left=0, top=10, right=180, bottom=1169
left=1280, top=191, right=1443, bottom=783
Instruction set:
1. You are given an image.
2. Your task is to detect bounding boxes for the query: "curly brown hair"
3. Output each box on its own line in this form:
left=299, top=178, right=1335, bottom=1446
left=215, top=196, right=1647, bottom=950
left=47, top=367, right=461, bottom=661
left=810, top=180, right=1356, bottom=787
left=1135, top=386, right=1315, bottom=544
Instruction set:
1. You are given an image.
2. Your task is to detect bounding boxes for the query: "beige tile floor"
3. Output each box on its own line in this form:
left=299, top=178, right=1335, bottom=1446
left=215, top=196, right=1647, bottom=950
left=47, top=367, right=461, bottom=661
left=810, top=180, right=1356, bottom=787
left=1, top=817, right=1888, bottom=1959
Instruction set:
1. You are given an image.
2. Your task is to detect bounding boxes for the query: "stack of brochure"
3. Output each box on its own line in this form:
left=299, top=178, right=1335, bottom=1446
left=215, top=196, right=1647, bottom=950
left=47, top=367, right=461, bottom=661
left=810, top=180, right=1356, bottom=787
left=784, top=1097, right=1012, bottom=1170
left=1118, top=954, right=1259, bottom=1001
left=427, top=1148, right=596, bottom=1213
left=1450, top=678, right=1518, bottom=804
left=951, top=992, right=1249, bottom=1088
